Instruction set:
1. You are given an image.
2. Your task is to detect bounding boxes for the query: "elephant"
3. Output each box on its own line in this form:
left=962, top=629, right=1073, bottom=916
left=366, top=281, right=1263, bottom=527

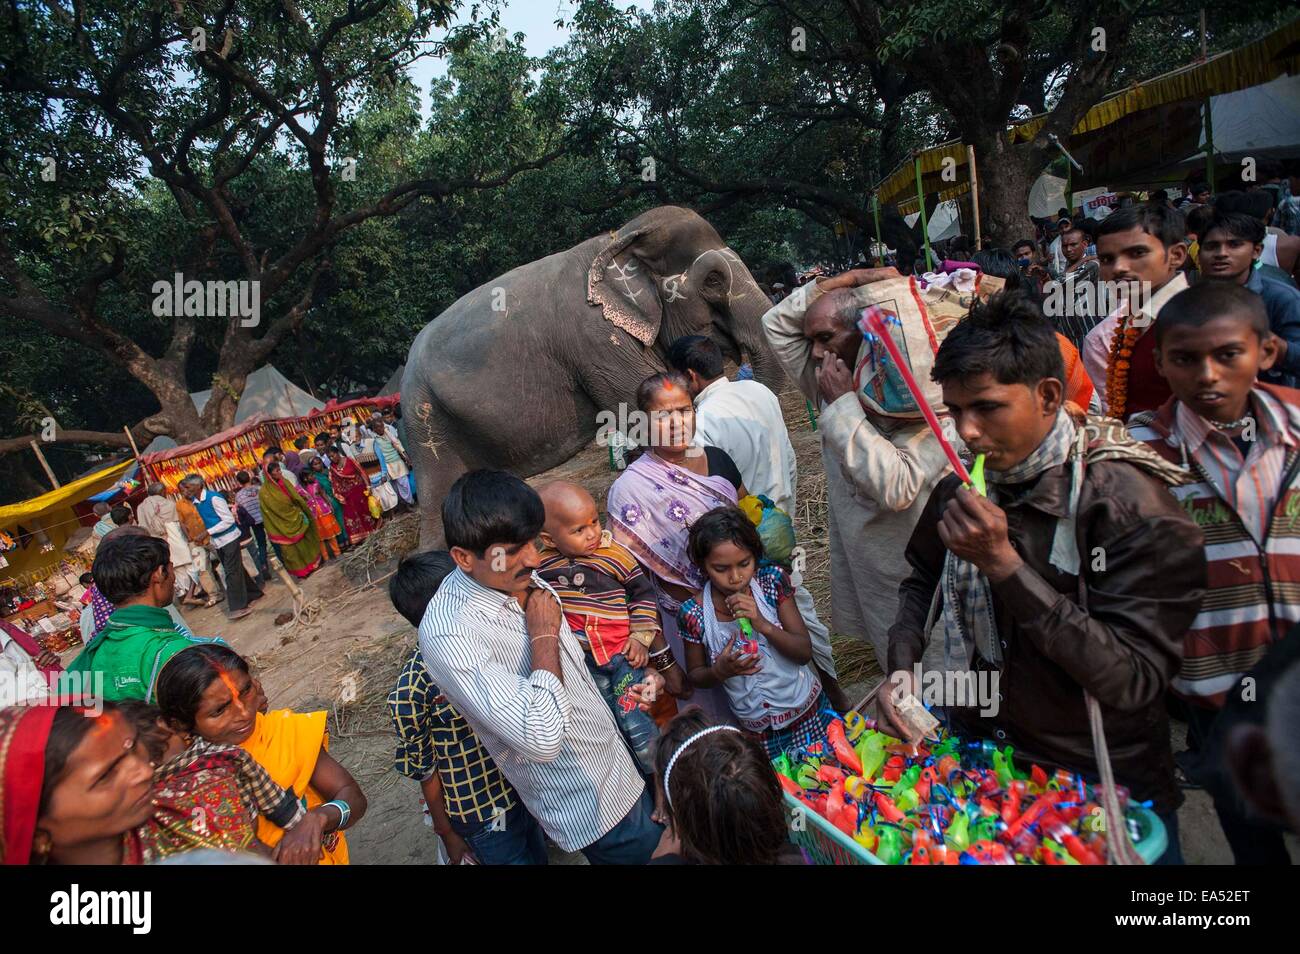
left=400, top=205, right=787, bottom=542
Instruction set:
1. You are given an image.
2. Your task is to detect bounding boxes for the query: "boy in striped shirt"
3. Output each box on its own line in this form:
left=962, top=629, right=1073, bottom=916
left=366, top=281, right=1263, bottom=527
left=1130, top=281, right=1298, bottom=864
left=536, top=481, right=674, bottom=819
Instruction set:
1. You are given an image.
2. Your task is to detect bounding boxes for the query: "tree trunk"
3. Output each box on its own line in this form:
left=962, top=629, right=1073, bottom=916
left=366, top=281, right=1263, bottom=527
left=973, top=137, right=1038, bottom=249
left=132, top=364, right=209, bottom=445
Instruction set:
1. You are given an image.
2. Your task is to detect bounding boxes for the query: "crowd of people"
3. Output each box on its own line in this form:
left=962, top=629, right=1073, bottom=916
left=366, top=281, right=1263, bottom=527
left=82, top=412, right=414, bottom=629
left=6, top=174, right=1300, bottom=867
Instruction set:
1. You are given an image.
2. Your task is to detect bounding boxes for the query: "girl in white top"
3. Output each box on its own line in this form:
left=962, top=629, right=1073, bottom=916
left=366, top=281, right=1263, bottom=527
left=677, top=506, right=835, bottom=758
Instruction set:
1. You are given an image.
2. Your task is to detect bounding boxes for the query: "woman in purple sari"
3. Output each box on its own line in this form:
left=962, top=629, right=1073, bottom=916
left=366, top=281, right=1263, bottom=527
left=607, top=371, right=748, bottom=723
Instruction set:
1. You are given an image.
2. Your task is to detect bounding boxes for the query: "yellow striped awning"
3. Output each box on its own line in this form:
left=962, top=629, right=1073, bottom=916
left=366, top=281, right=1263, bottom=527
left=0, top=459, right=135, bottom=530
left=874, top=18, right=1300, bottom=207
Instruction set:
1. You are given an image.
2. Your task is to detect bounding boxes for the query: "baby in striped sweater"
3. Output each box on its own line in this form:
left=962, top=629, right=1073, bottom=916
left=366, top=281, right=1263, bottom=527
left=536, top=481, right=671, bottom=817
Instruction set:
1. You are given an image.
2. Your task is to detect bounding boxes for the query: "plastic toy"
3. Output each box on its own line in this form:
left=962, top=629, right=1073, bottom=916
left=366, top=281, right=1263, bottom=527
left=827, top=719, right=863, bottom=775
left=855, top=731, right=887, bottom=781
left=874, top=824, right=906, bottom=864
left=736, top=617, right=758, bottom=655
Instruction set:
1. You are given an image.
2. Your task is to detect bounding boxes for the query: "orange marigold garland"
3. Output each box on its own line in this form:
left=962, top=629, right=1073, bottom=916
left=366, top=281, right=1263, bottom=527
left=1104, top=318, right=1140, bottom=419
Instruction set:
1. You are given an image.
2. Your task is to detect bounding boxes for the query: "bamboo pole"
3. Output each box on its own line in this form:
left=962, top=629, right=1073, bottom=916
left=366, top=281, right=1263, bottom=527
left=871, top=194, right=884, bottom=263
left=914, top=155, right=935, bottom=272
left=122, top=425, right=141, bottom=458
left=967, top=145, right=982, bottom=250
left=1200, top=10, right=1214, bottom=191
left=30, top=440, right=60, bottom=490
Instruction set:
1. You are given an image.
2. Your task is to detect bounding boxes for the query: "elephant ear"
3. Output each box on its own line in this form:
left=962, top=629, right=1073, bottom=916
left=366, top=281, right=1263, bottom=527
left=587, top=225, right=664, bottom=346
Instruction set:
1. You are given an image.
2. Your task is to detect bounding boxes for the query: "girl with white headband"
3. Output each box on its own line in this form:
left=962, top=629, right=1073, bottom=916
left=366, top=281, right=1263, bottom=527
left=648, top=708, right=804, bottom=865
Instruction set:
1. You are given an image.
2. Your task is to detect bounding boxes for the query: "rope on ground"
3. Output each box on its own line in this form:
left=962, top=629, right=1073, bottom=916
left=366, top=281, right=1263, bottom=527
left=271, top=512, right=419, bottom=636
left=250, top=513, right=426, bottom=742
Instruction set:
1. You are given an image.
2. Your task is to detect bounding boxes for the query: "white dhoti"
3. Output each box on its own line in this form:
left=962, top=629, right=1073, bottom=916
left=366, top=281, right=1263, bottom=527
left=372, top=434, right=415, bottom=506
left=382, top=458, right=414, bottom=505
left=791, top=573, right=836, bottom=678
left=165, top=523, right=195, bottom=596
left=188, top=542, right=223, bottom=595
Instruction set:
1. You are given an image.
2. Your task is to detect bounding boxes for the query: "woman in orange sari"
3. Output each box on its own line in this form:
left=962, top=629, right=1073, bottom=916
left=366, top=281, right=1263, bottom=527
left=155, top=644, right=365, bottom=864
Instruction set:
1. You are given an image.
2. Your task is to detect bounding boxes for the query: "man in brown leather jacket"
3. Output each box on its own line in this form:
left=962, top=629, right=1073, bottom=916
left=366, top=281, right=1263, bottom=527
left=881, top=291, right=1206, bottom=864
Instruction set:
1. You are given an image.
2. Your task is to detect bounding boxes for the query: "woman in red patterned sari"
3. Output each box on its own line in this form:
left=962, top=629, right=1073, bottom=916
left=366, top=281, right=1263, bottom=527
left=0, top=702, right=154, bottom=864
left=328, top=446, right=378, bottom=544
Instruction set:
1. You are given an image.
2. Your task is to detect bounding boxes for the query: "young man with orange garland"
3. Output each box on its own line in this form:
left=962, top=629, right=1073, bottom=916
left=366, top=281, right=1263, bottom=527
left=1081, top=205, right=1190, bottom=420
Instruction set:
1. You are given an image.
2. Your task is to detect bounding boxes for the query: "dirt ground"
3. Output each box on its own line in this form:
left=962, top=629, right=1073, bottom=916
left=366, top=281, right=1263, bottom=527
left=175, top=388, right=1295, bottom=865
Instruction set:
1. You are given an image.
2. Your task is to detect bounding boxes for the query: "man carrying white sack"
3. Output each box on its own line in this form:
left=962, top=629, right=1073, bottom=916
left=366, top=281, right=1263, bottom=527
left=761, top=267, right=959, bottom=674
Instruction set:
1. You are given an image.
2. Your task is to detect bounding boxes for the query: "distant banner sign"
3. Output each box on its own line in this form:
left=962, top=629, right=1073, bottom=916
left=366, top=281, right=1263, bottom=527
left=1082, top=193, right=1119, bottom=219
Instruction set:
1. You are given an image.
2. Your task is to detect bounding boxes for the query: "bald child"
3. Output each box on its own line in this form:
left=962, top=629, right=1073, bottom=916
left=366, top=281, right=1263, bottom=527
left=536, top=482, right=671, bottom=801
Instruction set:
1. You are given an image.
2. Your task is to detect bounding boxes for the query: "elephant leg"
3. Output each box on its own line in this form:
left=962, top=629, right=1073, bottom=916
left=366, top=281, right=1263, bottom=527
left=402, top=382, right=470, bottom=549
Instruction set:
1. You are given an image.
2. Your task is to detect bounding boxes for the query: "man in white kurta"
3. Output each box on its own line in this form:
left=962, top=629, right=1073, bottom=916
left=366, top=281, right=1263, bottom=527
left=367, top=415, right=414, bottom=506
left=0, top=624, right=51, bottom=707
left=762, top=271, right=954, bottom=668
left=136, top=482, right=196, bottom=598
left=666, top=338, right=846, bottom=708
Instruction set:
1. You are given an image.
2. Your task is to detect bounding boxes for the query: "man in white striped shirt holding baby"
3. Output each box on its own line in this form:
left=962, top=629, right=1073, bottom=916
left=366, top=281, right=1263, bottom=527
left=418, top=470, right=664, bottom=863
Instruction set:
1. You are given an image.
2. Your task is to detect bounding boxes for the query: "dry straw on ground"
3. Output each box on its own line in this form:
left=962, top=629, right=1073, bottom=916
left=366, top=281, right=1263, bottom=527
left=338, top=511, right=421, bottom=587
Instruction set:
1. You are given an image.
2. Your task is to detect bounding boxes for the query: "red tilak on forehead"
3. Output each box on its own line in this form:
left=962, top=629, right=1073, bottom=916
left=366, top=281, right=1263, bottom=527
left=216, top=668, right=248, bottom=716
left=89, top=711, right=116, bottom=740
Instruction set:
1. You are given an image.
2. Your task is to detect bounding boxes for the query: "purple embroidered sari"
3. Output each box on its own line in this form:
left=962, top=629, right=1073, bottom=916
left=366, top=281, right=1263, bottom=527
left=607, top=451, right=738, bottom=590
left=607, top=451, right=738, bottom=724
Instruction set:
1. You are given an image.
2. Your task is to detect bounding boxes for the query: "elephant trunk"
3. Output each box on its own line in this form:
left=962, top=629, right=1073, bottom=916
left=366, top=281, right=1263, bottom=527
left=726, top=275, right=788, bottom=395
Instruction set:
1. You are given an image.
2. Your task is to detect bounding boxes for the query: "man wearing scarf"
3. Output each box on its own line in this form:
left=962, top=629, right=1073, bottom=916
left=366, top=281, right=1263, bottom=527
left=883, top=292, right=1206, bottom=864
left=761, top=267, right=960, bottom=668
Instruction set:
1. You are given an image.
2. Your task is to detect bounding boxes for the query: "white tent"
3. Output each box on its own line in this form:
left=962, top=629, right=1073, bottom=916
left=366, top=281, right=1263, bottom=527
left=141, top=435, right=177, bottom=455
left=379, top=364, right=404, bottom=397
left=905, top=200, right=962, bottom=243
left=190, top=365, right=323, bottom=423
left=1029, top=175, right=1114, bottom=220
left=1193, top=73, right=1300, bottom=162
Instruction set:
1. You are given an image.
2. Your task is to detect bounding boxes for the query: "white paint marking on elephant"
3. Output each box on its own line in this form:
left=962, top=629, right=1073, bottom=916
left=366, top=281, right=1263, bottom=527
left=607, top=260, right=642, bottom=302
left=662, top=274, right=687, bottom=302
left=413, top=402, right=444, bottom=460
left=682, top=247, right=758, bottom=307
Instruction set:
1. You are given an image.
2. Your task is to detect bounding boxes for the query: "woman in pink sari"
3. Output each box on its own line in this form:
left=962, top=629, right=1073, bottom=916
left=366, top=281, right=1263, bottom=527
left=607, top=371, right=748, bottom=723
left=327, top=446, right=378, bottom=544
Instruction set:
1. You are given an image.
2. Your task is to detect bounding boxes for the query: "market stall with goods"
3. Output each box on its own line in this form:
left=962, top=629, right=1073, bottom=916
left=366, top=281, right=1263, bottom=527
left=775, top=710, right=1165, bottom=866
left=0, top=458, right=136, bottom=654
left=139, top=395, right=405, bottom=495
left=139, top=415, right=277, bottom=495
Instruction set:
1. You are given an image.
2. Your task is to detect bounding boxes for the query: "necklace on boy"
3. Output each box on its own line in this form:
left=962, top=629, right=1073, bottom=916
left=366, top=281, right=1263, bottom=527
left=1208, top=414, right=1253, bottom=432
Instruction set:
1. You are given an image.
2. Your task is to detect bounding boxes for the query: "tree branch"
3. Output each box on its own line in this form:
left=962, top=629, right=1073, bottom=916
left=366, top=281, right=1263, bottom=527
left=0, top=419, right=167, bottom=458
